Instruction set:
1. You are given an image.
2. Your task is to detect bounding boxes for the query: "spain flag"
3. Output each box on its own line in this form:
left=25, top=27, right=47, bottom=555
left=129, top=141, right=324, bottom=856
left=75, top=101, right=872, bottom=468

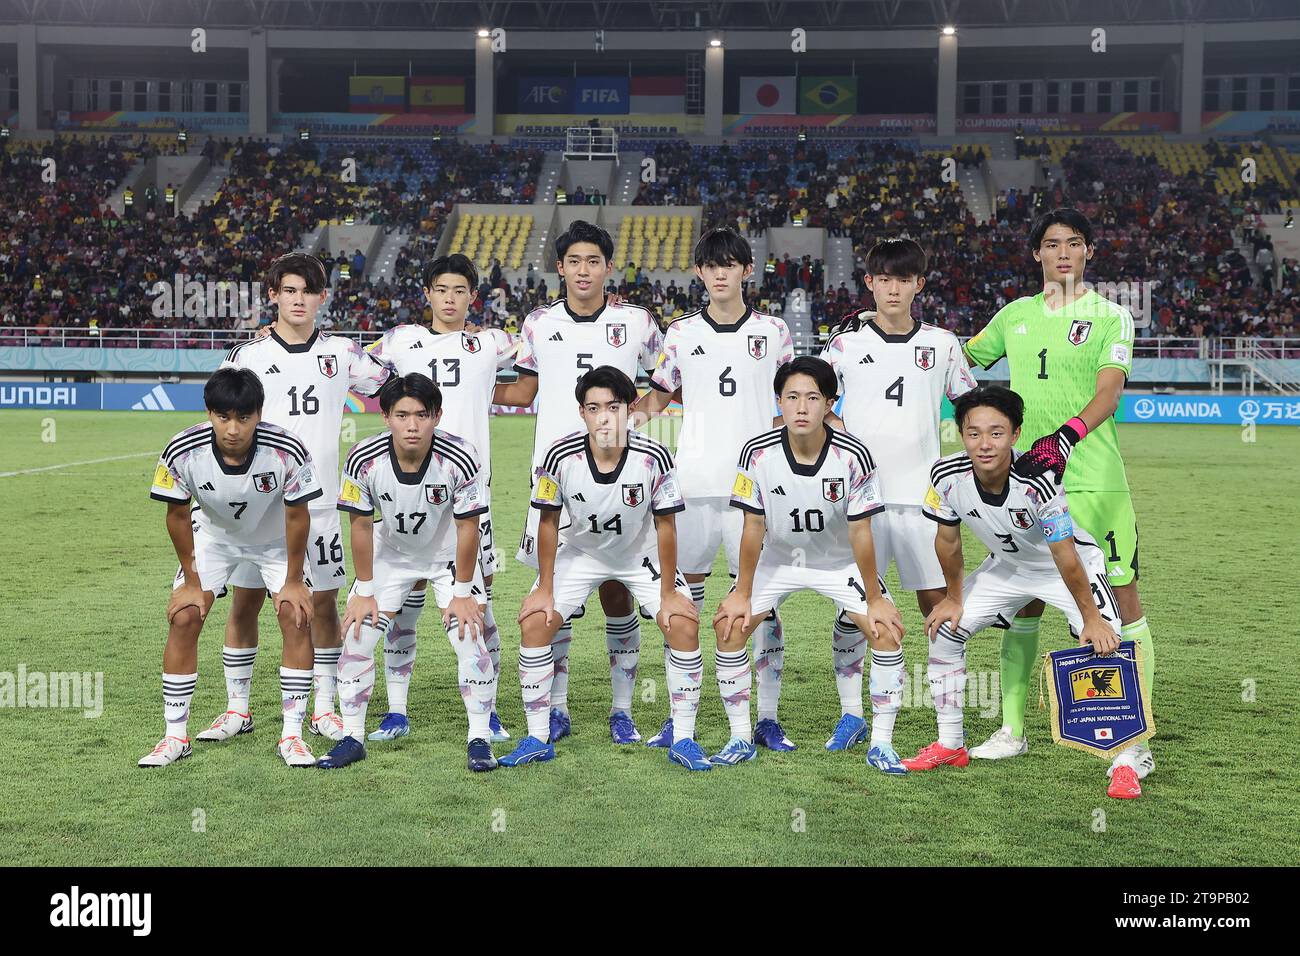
left=410, top=76, right=466, bottom=114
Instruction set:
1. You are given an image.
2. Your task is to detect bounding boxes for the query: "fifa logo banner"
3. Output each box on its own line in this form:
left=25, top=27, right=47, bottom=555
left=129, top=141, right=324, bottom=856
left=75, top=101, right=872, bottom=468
left=1044, top=640, right=1154, bottom=756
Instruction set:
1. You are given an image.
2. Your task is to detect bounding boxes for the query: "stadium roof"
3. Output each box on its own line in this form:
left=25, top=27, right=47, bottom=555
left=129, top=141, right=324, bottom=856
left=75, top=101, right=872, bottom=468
left=1, top=0, right=1297, bottom=31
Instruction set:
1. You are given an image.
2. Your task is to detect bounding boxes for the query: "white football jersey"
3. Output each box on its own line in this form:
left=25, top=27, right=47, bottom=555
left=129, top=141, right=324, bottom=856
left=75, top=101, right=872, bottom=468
left=222, top=328, right=393, bottom=501
left=650, top=304, right=794, bottom=498
left=368, top=324, right=517, bottom=483
left=730, top=425, right=885, bottom=571
left=150, top=422, right=322, bottom=546
left=530, top=429, right=684, bottom=565
left=515, top=298, right=663, bottom=471
left=923, top=451, right=1102, bottom=574
left=821, top=313, right=976, bottom=507
left=339, top=428, right=487, bottom=563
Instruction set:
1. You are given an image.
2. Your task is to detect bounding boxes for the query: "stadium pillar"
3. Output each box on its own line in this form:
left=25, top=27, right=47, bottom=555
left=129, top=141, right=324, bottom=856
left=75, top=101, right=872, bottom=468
left=704, top=44, right=724, bottom=138
left=270, top=57, right=284, bottom=117
left=16, top=22, right=39, bottom=131
left=936, top=32, right=958, bottom=138
left=248, top=29, right=268, bottom=136
left=1178, top=22, right=1205, bottom=137
left=475, top=35, right=494, bottom=139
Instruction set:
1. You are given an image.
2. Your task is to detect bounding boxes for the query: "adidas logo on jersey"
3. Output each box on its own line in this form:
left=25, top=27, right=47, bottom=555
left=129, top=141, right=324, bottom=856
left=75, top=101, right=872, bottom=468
left=549, top=332, right=564, bottom=342
left=858, top=355, right=874, bottom=364
left=265, top=365, right=281, bottom=374
left=571, top=493, right=586, bottom=502
left=380, top=492, right=393, bottom=502
left=200, top=481, right=215, bottom=491
left=771, top=485, right=787, bottom=495
left=332, top=567, right=346, bottom=578
left=691, top=345, right=706, bottom=356
left=967, top=509, right=980, bottom=518
left=1014, top=324, right=1028, bottom=335
left=409, top=341, right=423, bottom=349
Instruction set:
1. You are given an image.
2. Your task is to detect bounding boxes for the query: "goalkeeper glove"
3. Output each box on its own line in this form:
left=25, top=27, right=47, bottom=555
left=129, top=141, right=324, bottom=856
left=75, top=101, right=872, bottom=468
left=1011, top=417, right=1087, bottom=485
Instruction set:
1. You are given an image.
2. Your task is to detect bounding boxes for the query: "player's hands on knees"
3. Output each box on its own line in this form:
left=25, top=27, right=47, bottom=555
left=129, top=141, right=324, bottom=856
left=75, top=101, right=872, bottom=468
left=1080, top=619, right=1120, bottom=656
left=276, top=580, right=314, bottom=630
left=167, top=583, right=214, bottom=624
left=867, top=596, right=905, bottom=644
left=518, top=588, right=556, bottom=626
left=924, top=596, right=964, bottom=642
left=446, top=596, right=485, bottom=642
left=341, top=594, right=380, bottom=639
left=656, top=589, right=699, bottom=635
left=712, top=592, right=752, bottom=646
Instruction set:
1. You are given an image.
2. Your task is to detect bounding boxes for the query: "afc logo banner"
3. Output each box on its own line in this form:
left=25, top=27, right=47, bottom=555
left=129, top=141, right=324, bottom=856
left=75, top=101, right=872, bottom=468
left=822, top=477, right=844, bottom=502
left=462, top=334, right=482, bottom=354
left=253, top=472, right=278, bottom=493
left=748, top=335, right=768, bottom=360
left=914, top=346, right=935, bottom=370
left=1068, top=320, right=1092, bottom=346
left=606, top=323, right=626, bottom=348
left=1007, top=508, right=1034, bottom=530
left=426, top=484, right=449, bottom=505
left=621, top=483, right=644, bottom=507
left=318, top=355, right=338, bottom=378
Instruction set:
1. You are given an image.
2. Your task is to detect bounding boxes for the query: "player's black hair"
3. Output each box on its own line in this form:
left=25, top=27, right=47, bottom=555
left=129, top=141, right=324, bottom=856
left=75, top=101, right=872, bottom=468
left=953, top=385, right=1024, bottom=431
left=380, top=372, right=442, bottom=416
left=422, top=253, right=479, bottom=292
left=575, top=365, right=637, bottom=406
left=204, top=367, right=264, bottom=415
left=694, top=225, right=754, bottom=268
left=866, top=237, right=927, bottom=278
left=265, top=252, right=328, bottom=294
left=555, top=219, right=614, bottom=263
left=1029, top=207, right=1094, bottom=250
left=773, top=356, right=838, bottom=402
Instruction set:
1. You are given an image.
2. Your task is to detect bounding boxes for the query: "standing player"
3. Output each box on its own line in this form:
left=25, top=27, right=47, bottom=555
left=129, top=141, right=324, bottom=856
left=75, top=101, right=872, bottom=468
left=631, top=226, right=795, bottom=751
left=364, top=253, right=515, bottom=744
left=493, top=220, right=664, bottom=745
left=196, top=254, right=392, bottom=747
left=714, top=357, right=906, bottom=771
left=912, top=385, right=1145, bottom=799
left=818, top=238, right=976, bottom=752
left=497, top=367, right=705, bottom=770
left=139, top=368, right=320, bottom=768
left=963, top=209, right=1155, bottom=795
left=316, top=374, right=493, bottom=771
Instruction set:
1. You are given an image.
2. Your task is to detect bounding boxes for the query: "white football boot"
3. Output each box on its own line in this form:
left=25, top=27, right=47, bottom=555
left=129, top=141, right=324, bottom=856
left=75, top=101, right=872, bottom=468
left=969, top=726, right=1029, bottom=760
left=278, top=735, right=317, bottom=767
left=309, top=712, right=346, bottom=741
left=195, top=710, right=253, bottom=742
left=138, top=736, right=192, bottom=768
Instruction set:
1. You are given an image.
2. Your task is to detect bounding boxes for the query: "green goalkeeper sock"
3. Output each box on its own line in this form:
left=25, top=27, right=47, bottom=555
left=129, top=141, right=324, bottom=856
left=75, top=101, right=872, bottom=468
left=1000, top=616, right=1041, bottom=738
left=1120, top=616, right=1155, bottom=698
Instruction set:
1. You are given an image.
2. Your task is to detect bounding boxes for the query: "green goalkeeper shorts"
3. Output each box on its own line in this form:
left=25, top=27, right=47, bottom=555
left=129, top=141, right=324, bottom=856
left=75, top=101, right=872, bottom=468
left=1067, top=491, right=1140, bottom=588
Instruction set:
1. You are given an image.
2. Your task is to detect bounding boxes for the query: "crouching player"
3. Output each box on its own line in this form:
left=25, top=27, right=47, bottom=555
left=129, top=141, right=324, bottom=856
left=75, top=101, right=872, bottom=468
left=140, top=368, right=320, bottom=768
left=499, top=366, right=705, bottom=770
left=714, top=357, right=907, bottom=771
left=912, top=385, right=1149, bottom=798
left=317, top=374, right=492, bottom=771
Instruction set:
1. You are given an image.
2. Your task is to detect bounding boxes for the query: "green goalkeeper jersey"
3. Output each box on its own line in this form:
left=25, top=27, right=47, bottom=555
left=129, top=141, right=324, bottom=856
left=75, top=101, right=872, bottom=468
left=964, top=290, right=1135, bottom=494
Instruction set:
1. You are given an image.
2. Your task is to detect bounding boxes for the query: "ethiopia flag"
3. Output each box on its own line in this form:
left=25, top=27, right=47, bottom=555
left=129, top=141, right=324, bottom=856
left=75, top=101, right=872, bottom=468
left=799, top=76, right=857, bottom=115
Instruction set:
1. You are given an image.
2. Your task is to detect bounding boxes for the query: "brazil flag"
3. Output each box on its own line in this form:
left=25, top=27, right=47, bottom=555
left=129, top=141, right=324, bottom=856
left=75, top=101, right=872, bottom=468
left=798, top=75, right=857, bottom=114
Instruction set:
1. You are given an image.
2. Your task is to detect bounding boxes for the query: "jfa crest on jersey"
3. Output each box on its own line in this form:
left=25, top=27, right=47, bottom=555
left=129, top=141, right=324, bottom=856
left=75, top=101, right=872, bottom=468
left=340, top=429, right=487, bottom=563
left=1068, top=320, right=1092, bottom=346
left=822, top=314, right=975, bottom=508
left=515, top=299, right=663, bottom=471
left=650, top=305, right=795, bottom=499
left=730, top=425, right=884, bottom=571
left=254, top=472, right=278, bottom=493
left=368, top=323, right=517, bottom=483
left=531, top=430, right=684, bottom=561
left=222, top=328, right=392, bottom=502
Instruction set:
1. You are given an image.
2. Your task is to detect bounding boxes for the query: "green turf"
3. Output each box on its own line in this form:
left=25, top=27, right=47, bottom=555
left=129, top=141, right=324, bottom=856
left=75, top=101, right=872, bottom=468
left=1, top=411, right=1297, bottom=865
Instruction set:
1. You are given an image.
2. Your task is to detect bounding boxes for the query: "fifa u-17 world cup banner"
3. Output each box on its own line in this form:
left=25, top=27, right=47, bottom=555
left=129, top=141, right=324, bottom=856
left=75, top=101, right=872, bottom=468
left=1045, top=640, right=1154, bottom=757
left=349, top=76, right=405, bottom=113
left=409, top=76, right=465, bottom=114
left=799, top=76, right=858, bottom=114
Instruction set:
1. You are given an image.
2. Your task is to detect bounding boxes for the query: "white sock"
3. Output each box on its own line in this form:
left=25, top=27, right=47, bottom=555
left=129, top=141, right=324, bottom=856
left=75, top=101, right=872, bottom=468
left=667, top=649, right=703, bottom=742
left=383, top=601, right=420, bottom=715
left=447, top=617, right=496, bottom=743
left=715, top=648, right=753, bottom=741
left=519, top=646, right=555, bottom=741
left=312, top=646, right=341, bottom=717
left=550, top=621, right=572, bottom=714
left=928, top=624, right=969, bottom=750
left=606, top=613, right=640, bottom=714
left=279, top=666, right=313, bottom=739
left=338, top=615, right=389, bottom=740
left=831, top=614, right=865, bottom=718
left=222, top=645, right=257, bottom=714
left=754, top=612, right=784, bottom=722
left=483, top=585, right=501, bottom=714
left=869, top=647, right=905, bottom=746
left=163, top=672, right=197, bottom=739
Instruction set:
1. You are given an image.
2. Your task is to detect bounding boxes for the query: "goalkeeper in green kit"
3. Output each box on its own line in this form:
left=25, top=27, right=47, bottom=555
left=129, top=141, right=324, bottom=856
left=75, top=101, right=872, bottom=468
left=963, top=208, right=1154, bottom=799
